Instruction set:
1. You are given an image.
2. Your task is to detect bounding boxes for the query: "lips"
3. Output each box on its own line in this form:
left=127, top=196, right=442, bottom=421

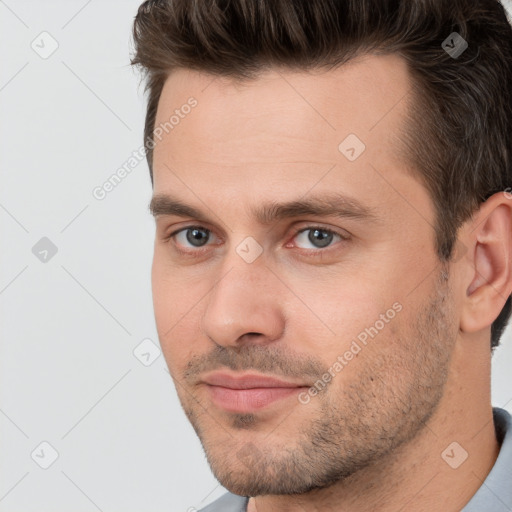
left=201, top=372, right=310, bottom=413
left=201, top=372, right=307, bottom=389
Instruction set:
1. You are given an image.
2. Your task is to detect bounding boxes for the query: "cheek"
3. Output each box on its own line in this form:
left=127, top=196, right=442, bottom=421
left=286, top=266, right=414, bottom=382
left=293, top=273, right=391, bottom=348
left=151, top=261, right=174, bottom=331
left=157, top=319, right=199, bottom=378
left=151, top=255, right=211, bottom=371
left=151, top=250, right=194, bottom=325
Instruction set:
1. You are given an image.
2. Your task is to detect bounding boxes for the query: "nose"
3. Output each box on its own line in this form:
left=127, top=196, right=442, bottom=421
left=200, top=252, right=286, bottom=348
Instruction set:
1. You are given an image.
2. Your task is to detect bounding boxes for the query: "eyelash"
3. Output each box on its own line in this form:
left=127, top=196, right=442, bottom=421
left=162, top=225, right=349, bottom=258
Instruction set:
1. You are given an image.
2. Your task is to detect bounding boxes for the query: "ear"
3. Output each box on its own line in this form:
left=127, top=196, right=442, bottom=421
left=460, top=191, right=512, bottom=334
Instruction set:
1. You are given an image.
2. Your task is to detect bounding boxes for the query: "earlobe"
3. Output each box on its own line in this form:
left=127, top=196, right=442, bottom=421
left=460, top=197, right=512, bottom=334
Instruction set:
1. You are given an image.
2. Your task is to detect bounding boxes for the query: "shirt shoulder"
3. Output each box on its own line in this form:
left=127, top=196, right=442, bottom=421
left=197, top=491, right=249, bottom=512
left=462, top=406, right=512, bottom=512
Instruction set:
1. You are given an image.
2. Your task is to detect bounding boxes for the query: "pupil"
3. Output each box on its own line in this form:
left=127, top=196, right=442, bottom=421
left=187, top=228, right=208, bottom=247
left=309, top=229, right=332, bottom=248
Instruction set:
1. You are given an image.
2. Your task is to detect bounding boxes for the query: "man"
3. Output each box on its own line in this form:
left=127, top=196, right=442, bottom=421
left=131, top=0, right=512, bottom=510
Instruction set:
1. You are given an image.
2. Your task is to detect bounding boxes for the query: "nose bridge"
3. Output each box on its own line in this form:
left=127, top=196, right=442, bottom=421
left=201, top=246, right=285, bottom=346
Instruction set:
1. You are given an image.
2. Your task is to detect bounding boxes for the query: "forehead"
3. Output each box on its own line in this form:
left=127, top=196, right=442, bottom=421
left=153, top=53, right=411, bottom=170
left=151, top=53, right=431, bottom=228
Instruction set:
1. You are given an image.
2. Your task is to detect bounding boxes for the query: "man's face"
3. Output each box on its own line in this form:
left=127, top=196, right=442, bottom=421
left=150, top=54, right=459, bottom=496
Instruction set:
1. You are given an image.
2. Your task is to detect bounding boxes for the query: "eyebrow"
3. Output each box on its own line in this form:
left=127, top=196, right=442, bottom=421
left=149, top=192, right=380, bottom=226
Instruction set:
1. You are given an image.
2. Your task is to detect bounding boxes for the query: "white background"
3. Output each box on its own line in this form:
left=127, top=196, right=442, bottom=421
left=1, top=1, right=512, bottom=511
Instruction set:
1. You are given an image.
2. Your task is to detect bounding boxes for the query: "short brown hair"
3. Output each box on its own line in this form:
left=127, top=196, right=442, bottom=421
left=130, top=0, right=512, bottom=352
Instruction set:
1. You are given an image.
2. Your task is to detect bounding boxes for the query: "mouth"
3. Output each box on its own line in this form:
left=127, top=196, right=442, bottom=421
left=205, top=385, right=309, bottom=413
left=201, top=371, right=310, bottom=413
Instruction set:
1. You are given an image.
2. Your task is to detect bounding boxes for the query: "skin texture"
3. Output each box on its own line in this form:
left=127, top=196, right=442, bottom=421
left=150, top=54, right=512, bottom=511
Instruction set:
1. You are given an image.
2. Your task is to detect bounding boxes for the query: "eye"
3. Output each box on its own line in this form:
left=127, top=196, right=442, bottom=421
left=292, top=227, right=345, bottom=250
left=172, top=226, right=215, bottom=249
left=164, top=224, right=348, bottom=257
